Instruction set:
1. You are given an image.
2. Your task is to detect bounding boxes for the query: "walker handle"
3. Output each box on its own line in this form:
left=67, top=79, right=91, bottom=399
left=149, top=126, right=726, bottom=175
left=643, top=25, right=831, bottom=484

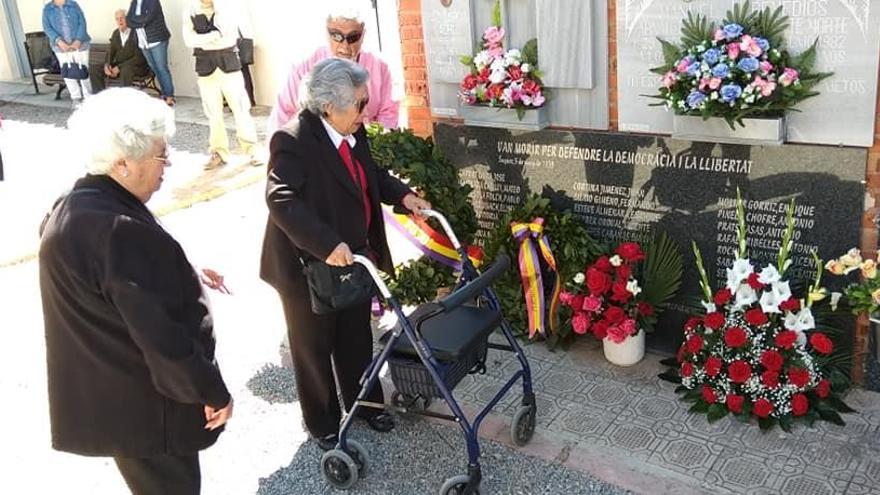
left=353, top=254, right=392, bottom=300
left=391, top=206, right=462, bottom=250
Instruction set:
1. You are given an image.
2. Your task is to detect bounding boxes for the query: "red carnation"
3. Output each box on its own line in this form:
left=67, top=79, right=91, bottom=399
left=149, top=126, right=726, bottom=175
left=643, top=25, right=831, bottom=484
left=701, top=385, right=717, bottom=404
left=744, top=308, right=769, bottom=326
left=704, top=312, right=725, bottom=330
left=610, top=281, right=632, bottom=303
left=746, top=272, right=764, bottom=290
left=477, top=67, right=490, bottom=82
left=676, top=345, right=686, bottom=363
left=604, top=305, right=626, bottom=325
left=761, top=370, right=779, bottom=388
left=754, top=398, right=774, bottom=418
left=522, top=79, right=540, bottom=94
left=570, top=295, right=585, bottom=313
left=788, top=367, right=811, bottom=388
left=686, top=334, right=704, bottom=354
left=779, top=297, right=800, bottom=312
left=586, top=268, right=612, bottom=295
left=791, top=393, right=809, bottom=416
left=616, top=264, right=632, bottom=280
left=486, top=83, right=504, bottom=100
left=724, top=326, right=748, bottom=348
left=726, top=394, right=744, bottom=414
left=728, top=360, right=753, bottom=384
left=592, top=256, right=613, bottom=273
left=461, top=74, right=478, bottom=90
left=705, top=356, right=722, bottom=377
left=810, top=333, right=833, bottom=355
left=774, top=330, right=798, bottom=350
left=507, top=65, right=523, bottom=81
left=714, top=288, right=733, bottom=306
left=760, top=350, right=784, bottom=371
left=616, top=242, right=645, bottom=262
left=681, top=361, right=694, bottom=377
left=684, top=317, right=702, bottom=333
left=638, top=302, right=654, bottom=316
left=816, top=378, right=831, bottom=398
left=591, top=320, right=609, bottom=340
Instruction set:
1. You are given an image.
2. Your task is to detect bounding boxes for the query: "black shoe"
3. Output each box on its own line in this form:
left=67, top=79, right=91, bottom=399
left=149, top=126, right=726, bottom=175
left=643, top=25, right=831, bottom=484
left=313, top=432, right=338, bottom=451
left=364, top=412, right=395, bottom=432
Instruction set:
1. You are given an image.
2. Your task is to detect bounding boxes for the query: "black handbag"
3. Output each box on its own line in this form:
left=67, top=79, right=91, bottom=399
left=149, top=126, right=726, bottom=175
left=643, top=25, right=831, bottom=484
left=302, top=260, right=375, bottom=315
left=237, top=30, right=254, bottom=65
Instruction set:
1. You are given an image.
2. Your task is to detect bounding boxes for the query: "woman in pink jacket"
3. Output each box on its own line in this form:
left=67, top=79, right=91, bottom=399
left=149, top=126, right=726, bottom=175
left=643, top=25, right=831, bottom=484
left=267, top=6, right=399, bottom=136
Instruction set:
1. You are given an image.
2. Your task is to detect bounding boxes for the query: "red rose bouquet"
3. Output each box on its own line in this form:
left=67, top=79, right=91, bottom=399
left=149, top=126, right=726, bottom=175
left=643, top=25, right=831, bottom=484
left=560, top=242, right=654, bottom=343
left=661, top=193, right=853, bottom=430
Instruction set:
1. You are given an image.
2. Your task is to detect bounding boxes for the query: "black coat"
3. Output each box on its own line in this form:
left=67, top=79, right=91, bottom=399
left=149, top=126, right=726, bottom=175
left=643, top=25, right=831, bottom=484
left=107, top=28, right=148, bottom=73
left=260, top=110, right=411, bottom=295
left=39, top=175, right=230, bottom=457
left=126, top=0, right=171, bottom=44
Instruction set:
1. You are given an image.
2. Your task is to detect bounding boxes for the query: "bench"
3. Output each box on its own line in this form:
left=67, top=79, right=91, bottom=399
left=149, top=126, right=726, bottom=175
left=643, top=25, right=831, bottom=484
left=41, top=42, right=159, bottom=100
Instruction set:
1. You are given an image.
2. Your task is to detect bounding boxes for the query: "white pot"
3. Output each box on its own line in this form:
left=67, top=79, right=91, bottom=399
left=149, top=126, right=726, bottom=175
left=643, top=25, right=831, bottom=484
left=602, top=330, right=645, bottom=366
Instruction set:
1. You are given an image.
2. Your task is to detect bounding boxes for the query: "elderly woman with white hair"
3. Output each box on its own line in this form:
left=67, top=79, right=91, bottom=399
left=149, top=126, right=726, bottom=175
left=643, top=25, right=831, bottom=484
left=261, top=58, right=430, bottom=451
left=39, top=88, right=232, bottom=495
left=266, top=3, right=399, bottom=136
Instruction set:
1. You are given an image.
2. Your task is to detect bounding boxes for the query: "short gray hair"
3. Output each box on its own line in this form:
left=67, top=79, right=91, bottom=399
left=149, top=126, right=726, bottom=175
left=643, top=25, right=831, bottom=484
left=67, top=88, right=175, bottom=174
left=326, top=1, right=364, bottom=24
left=299, top=58, right=369, bottom=116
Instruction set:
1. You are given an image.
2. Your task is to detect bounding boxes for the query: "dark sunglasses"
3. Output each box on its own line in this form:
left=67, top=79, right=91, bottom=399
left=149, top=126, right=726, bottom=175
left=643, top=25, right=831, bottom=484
left=328, top=29, right=363, bottom=44
left=356, top=97, right=369, bottom=113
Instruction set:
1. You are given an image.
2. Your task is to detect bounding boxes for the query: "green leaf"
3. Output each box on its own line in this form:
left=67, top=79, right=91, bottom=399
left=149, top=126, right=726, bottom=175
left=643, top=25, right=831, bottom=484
left=818, top=408, right=846, bottom=426
left=460, top=55, right=474, bottom=67
left=642, top=230, right=684, bottom=317
left=657, top=38, right=682, bottom=66
left=674, top=385, right=688, bottom=394
left=690, top=401, right=709, bottom=414
left=758, top=417, right=775, bottom=431
left=659, top=357, right=679, bottom=367
left=491, top=0, right=502, bottom=27
left=522, top=38, right=538, bottom=66
left=778, top=415, right=793, bottom=433
left=707, top=403, right=728, bottom=423
left=827, top=397, right=857, bottom=414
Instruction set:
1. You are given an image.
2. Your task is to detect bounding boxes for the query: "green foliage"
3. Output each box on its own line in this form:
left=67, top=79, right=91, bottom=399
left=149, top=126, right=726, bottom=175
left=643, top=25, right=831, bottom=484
left=483, top=194, right=602, bottom=347
left=680, top=11, right=715, bottom=49
left=521, top=38, right=538, bottom=66
left=367, top=125, right=478, bottom=305
left=640, top=231, right=684, bottom=333
left=752, top=4, right=790, bottom=48
left=723, top=0, right=758, bottom=28
left=491, top=0, right=502, bottom=27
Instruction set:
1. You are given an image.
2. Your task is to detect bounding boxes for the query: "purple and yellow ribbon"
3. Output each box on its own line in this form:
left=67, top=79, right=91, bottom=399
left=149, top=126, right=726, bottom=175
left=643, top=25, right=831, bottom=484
left=383, top=206, right=483, bottom=270
left=511, top=218, right=561, bottom=339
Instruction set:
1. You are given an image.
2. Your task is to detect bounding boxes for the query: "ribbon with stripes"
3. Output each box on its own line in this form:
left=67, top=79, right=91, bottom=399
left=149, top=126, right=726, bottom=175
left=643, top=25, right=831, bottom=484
left=511, top=218, right=561, bottom=339
left=382, top=206, right=483, bottom=270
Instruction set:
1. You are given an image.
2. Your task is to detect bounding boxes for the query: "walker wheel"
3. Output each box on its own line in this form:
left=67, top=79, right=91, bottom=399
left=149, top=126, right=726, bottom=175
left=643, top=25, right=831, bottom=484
left=439, top=474, right=479, bottom=495
left=321, top=449, right=359, bottom=489
left=392, top=391, right=432, bottom=414
left=345, top=438, right=369, bottom=477
left=511, top=404, right=537, bottom=446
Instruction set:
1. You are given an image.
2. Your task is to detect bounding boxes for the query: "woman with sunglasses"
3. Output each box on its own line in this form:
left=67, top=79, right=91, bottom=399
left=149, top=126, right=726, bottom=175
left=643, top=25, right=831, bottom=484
left=267, top=4, right=399, bottom=136
left=261, top=58, right=430, bottom=451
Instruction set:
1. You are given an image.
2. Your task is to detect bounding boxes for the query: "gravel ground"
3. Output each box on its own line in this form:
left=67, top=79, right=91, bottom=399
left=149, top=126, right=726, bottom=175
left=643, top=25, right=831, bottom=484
left=0, top=100, right=210, bottom=154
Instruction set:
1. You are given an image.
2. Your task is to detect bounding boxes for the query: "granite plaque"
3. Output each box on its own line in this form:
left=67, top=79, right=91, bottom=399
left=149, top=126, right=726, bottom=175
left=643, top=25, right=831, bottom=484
left=435, top=122, right=867, bottom=352
left=616, top=0, right=880, bottom=147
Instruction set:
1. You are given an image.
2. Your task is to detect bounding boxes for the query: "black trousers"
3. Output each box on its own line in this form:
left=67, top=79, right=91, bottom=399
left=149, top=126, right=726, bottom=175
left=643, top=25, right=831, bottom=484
left=279, top=278, right=383, bottom=438
left=114, top=452, right=200, bottom=495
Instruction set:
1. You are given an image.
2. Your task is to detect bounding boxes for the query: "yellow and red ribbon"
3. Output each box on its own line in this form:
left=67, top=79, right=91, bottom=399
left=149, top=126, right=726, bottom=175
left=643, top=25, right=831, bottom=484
left=383, top=206, right=483, bottom=270
left=511, top=218, right=561, bottom=339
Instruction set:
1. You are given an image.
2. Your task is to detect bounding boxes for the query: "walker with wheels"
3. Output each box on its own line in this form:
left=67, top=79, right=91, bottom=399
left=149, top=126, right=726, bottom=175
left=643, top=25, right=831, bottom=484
left=319, top=209, right=536, bottom=495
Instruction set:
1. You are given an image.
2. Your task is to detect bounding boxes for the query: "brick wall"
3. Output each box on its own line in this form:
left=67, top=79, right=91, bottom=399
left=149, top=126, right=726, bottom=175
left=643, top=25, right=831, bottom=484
left=398, top=0, right=432, bottom=137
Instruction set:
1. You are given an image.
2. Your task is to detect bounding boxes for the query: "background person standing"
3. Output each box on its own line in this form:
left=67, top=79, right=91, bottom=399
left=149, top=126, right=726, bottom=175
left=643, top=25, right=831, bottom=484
left=183, top=0, right=261, bottom=170
left=127, top=0, right=175, bottom=106
left=42, top=0, right=92, bottom=107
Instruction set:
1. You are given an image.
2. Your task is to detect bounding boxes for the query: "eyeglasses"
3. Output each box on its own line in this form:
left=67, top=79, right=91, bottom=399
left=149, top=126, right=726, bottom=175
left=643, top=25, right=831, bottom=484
left=152, top=148, right=173, bottom=165
left=328, top=29, right=363, bottom=45
left=356, top=97, right=369, bottom=113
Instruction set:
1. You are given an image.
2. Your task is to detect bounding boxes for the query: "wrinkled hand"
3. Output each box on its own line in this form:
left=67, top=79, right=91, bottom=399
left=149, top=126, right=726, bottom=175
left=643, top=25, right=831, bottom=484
left=57, top=40, right=70, bottom=51
left=111, top=67, right=120, bottom=77
left=401, top=193, right=432, bottom=218
left=325, top=242, right=353, bottom=266
left=204, top=398, right=233, bottom=430
left=200, top=268, right=231, bottom=294
left=103, top=65, right=113, bottom=77
left=71, top=40, right=81, bottom=50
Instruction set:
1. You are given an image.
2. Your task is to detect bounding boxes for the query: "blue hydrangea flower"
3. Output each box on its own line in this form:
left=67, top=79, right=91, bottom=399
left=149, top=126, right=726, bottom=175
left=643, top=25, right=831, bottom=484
left=720, top=84, right=743, bottom=103
left=722, top=23, right=744, bottom=40
left=711, top=63, right=730, bottom=78
left=686, top=91, right=707, bottom=109
left=755, top=37, right=770, bottom=52
left=736, top=57, right=760, bottom=73
left=702, top=48, right=721, bottom=65
left=686, top=62, right=702, bottom=76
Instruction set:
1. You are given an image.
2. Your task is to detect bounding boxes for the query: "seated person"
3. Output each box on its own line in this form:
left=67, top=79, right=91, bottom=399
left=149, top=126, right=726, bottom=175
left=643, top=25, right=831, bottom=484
left=96, top=9, right=149, bottom=90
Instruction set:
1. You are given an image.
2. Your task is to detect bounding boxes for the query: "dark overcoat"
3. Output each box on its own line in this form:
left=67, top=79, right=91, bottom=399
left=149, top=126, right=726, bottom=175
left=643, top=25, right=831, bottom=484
left=39, top=174, right=230, bottom=457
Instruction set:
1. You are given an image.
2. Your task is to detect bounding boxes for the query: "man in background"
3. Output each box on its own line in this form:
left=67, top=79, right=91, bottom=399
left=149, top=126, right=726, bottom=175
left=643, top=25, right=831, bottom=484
left=95, top=9, right=149, bottom=91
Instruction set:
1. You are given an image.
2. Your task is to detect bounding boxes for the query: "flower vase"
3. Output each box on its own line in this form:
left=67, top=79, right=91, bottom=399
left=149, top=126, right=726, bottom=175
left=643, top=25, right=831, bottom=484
left=602, top=330, right=645, bottom=366
left=459, top=104, right=549, bottom=131
left=672, top=115, right=785, bottom=146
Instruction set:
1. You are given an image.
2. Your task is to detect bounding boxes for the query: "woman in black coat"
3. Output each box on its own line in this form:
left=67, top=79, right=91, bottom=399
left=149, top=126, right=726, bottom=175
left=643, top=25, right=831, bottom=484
left=39, top=88, right=232, bottom=495
left=260, top=58, right=430, bottom=451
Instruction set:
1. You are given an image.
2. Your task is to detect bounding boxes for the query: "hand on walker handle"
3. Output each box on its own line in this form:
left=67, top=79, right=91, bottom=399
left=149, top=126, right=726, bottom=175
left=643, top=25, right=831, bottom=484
left=402, top=193, right=432, bottom=218
left=326, top=242, right=354, bottom=266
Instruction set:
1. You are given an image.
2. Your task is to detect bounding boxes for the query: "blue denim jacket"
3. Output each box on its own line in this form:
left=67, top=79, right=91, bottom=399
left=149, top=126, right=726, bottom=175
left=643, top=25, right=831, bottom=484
left=42, top=1, right=91, bottom=49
